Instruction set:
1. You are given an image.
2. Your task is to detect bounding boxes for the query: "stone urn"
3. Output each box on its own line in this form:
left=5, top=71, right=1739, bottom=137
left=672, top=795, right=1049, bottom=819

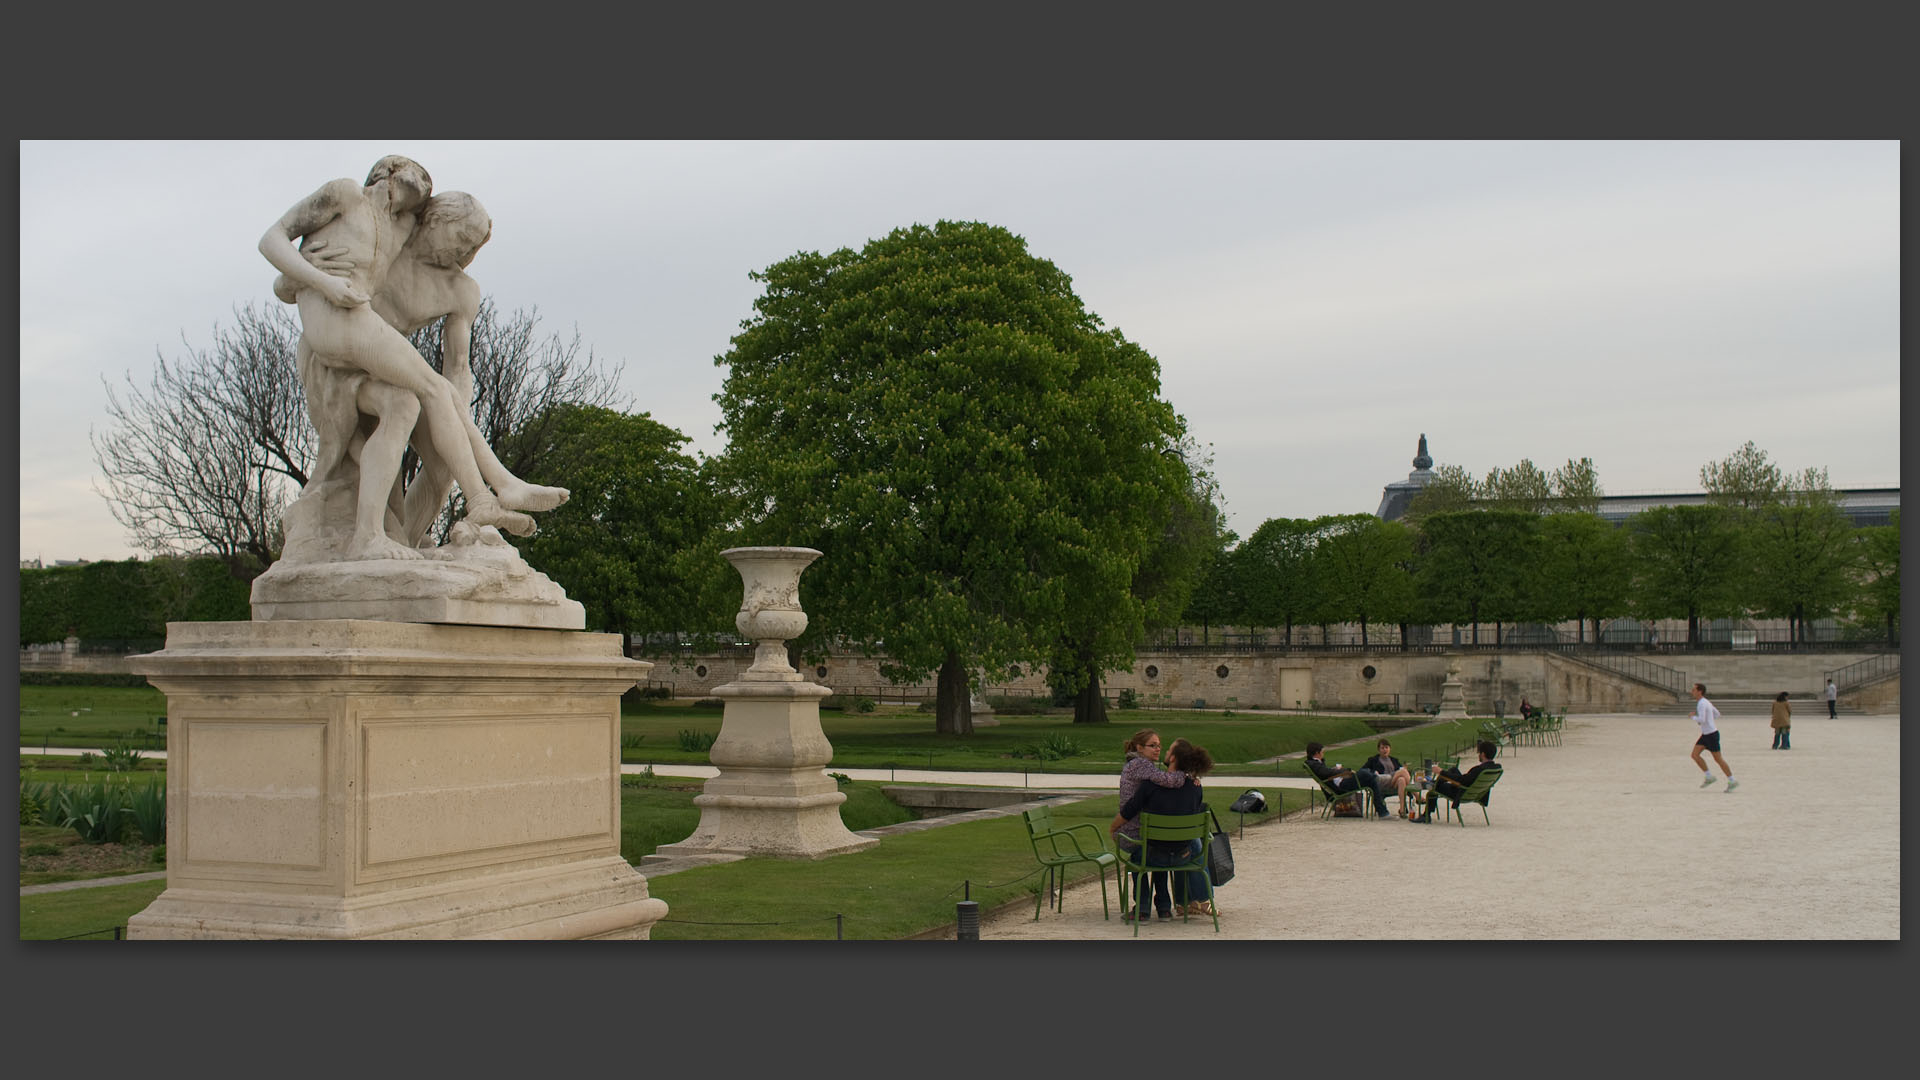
left=647, top=545, right=875, bottom=861
left=723, top=546, right=821, bottom=678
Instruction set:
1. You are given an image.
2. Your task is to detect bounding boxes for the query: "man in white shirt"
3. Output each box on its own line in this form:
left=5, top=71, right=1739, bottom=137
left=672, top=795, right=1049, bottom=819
left=1689, top=682, right=1737, bottom=792
left=1826, top=678, right=1838, bottom=719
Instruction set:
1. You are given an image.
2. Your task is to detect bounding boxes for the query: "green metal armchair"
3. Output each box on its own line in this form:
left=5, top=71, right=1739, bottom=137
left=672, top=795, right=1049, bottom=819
left=1441, top=764, right=1505, bottom=826
left=1021, top=805, right=1115, bottom=920
left=1300, top=760, right=1373, bottom=820
left=1112, top=811, right=1219, bottom=936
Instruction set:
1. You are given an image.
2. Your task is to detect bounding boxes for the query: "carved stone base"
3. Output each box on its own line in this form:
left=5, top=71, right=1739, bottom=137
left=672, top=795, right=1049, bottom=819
left=649, top=678, right=877, bottom=861
left=124, top=620, right=663, bottom=940
left=251, top=519, right=585, bottom=630
left=1435, top=677, right=1471, bottom=720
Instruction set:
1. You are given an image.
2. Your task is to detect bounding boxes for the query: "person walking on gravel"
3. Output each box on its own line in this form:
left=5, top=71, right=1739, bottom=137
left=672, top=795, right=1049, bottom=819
left=1826, top=678, right=1838, bottom=719
left=1690, top=683, right=1737, bottom=792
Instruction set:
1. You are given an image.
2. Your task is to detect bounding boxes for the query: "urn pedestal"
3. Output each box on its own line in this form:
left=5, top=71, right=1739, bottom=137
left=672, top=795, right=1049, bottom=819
left=1435, top=657, right=1471, bottom=721
left=123, top=619, right=666, bottom=939
left=648, top=548, right=876, bottom=861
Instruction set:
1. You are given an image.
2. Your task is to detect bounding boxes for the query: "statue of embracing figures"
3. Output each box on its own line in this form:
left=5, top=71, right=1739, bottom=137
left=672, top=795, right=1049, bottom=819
left=248, top=155, right=584, bottom=628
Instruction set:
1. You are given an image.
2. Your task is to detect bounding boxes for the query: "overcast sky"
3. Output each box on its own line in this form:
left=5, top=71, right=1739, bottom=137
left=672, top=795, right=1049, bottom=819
left=17, top=140, right=1900, bottom=564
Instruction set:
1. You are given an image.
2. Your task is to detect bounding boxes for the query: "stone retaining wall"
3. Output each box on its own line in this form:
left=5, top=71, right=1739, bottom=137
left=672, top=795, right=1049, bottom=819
left=641, top=649, right=1895, bottom=714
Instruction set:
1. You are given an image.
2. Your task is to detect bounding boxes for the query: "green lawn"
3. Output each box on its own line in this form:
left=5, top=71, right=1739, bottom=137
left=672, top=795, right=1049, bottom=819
left=618, top=701, right=1406, bottom=774
left=20, top=686, right=1473, bottom=775
left=19, top=686, right=169, bottom=750
left=20, top=686, right=1467, bottom=940
left=19, top=775, right=1305, bottom=940
left=20, top=878, right=167, bottom=940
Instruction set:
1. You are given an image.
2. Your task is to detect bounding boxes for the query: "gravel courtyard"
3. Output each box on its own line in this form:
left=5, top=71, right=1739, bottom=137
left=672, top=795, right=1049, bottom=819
left=979, top=710, right=1900, bottom=940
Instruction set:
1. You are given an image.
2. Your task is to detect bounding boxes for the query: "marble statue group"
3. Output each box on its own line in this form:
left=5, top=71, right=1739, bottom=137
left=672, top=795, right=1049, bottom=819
left=259, top=154, right=568, bottom=565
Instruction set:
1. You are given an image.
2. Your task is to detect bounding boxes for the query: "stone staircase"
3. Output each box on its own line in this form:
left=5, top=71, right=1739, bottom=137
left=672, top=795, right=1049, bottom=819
left=1645, top=695, right=1861, bottom=717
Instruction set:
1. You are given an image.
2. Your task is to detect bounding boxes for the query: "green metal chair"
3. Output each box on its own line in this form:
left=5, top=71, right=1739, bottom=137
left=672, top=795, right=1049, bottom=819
left=1112, top=811, right=1219, bottom=935
left=1480, top=720, right=1518, bottom=757
left=1441, top=764, right=1505, bottom=825
left=1021, top=805, right=1115, bottom=920
left=1299, top=760, right=1374, bottom=819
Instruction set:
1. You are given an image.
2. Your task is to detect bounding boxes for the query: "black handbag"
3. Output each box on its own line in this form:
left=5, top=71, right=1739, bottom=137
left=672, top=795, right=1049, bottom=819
left=1206, top=807, right=1235, bottom=886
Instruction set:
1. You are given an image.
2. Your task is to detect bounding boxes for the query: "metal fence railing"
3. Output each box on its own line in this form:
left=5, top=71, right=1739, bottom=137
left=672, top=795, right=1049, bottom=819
left=1825, top=653, right=1900, bottom=692
left=1565, top=652, right=1688, bottom=697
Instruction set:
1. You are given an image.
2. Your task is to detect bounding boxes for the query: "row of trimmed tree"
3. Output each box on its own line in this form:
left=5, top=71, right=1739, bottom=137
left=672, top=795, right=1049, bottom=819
left=1183, top=447, right=1898, bottom=650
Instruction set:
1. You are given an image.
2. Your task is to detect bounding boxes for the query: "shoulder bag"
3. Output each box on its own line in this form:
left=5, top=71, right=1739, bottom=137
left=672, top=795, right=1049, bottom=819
left=1205, top=806, right=1235, bottom=886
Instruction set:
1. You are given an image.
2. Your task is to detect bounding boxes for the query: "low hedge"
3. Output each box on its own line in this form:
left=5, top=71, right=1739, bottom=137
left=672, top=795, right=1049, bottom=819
left=18, top=672, right=153, bottom=688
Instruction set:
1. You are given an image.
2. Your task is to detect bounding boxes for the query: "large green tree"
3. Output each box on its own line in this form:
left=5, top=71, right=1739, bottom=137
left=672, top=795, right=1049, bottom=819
left=1549, top=457, right=1603, bottom=513
left=1535, top=512, right=1632, bottom=642
left=1745, top=471, right=1857, bottom=647
left=1312, top=514, right=1414, bottom=648
left=1700, top=440, right=1785, bottom=510
left=1630, top=504, right=1744, bottom=646
left=1056, top=439, right=1227, bottom=723
left=1480, top=459, right=1553, bottom=514
left=504, top=404, right=729, bottom=656
left=1853, top=508, right=1899, bottom=644
left=1415, top=510, right=1540, bottom=644
left=1236, top=517, right=1325, bottom=648
left=712, top=221, right=1186, bottom=734
left=1403, top=463, right=1476, bottom=522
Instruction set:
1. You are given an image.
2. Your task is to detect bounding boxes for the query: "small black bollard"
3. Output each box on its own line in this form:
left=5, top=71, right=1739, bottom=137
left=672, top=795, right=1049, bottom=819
left=835, top=913, right=844, bottom=940
left=955, top=900, right=979, bottom=941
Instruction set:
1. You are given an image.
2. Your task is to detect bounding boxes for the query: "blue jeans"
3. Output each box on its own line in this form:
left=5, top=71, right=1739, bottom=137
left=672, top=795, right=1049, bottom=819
left=1773, top=727, right=1791, bottom=749
left=1145, top=839, right=1210, bottom=906
left=1117, top=839, right=1172, bottom=915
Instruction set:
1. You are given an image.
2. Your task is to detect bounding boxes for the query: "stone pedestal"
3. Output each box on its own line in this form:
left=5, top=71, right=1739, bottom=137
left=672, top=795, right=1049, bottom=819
left=123, top=619, right=667, bottom=939
left=968, top=684, right=999, bottom=728
left=1435, top=657, right=1471, bottom=720
left=648, top=547, right=875, bottom=861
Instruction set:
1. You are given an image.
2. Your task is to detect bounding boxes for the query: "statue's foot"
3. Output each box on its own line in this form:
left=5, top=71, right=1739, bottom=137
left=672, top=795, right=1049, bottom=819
left=347, top=533, right=426, bottom=561
left=464, top=498, right=537, bottom=538
left=495, top=480, right=569, bottom=512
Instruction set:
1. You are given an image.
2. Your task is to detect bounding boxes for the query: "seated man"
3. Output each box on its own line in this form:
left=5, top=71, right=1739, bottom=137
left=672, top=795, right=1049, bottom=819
left=1304, top=741, right=1376, bottom=816
left=1415, top=739, right=1502, bottom=824
left=1361, top=737, right=1413, bottom=818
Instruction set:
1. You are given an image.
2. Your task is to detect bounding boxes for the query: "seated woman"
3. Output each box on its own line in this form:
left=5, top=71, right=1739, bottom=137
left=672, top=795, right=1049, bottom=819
left=1112, top=729, right=1187, bottom=921
left=1111, top=738, right=1216, bottom=918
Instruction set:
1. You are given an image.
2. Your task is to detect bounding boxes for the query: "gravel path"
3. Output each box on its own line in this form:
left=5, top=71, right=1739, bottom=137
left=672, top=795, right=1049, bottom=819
left=979, top=711, right=1900, bottom=940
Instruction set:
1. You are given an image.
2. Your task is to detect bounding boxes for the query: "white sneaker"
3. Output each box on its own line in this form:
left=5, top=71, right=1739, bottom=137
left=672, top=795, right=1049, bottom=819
left=1725, top=778, right=1739, bottom=792
left=1700, top=774, right=1719, bottom=788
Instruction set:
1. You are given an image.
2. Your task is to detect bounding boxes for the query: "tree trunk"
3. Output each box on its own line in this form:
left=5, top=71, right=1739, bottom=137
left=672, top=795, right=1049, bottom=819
left=1359, top=616, right=1369, bottom=648
left=1073, top=672, right=1108, bottom=725
left=934, top=651, right=974, bottom=735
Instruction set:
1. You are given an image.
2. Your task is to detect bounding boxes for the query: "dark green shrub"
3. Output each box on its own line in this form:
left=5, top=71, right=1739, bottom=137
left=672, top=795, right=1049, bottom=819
left=1117, top=688, right=1140, bottom=709
left=102, top=742, right=145, bottom=772
left=820, top=694, right=876, bottom=713
left=984, top=695, right=1056, bottom=715
left=676, top=729, right=718, bottom=753
left=60, top=778, right=132, bottom=844
left=691, top=698, right=723, bottom=709
left=21, top=780, right=47, bottom=826
left=127, top=776, right=167, bottom=844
